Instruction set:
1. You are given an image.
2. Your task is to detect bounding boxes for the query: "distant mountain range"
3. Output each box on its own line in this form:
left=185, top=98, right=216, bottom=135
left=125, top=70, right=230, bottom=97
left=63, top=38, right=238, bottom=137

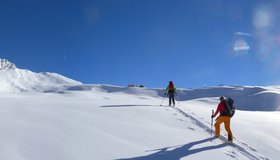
left=1, top=58, right=280, bottom=111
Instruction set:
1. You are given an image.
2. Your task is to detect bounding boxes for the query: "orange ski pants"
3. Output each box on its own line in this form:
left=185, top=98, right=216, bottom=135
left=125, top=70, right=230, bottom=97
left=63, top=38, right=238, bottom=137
left=214, top=116, right=233, bottom=140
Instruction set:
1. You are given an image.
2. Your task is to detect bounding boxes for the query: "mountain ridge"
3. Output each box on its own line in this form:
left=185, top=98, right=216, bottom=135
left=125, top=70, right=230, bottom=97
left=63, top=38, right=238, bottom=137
left=0, top=58, right=81, bottom=92
left=1, top=58, right=280, bottom=111
left=0, top=58, right=16, bottom=70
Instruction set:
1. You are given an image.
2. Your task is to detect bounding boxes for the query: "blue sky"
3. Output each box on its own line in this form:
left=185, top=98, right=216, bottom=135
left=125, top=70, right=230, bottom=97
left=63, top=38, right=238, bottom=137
left=1, top=0, right=280, bottom=88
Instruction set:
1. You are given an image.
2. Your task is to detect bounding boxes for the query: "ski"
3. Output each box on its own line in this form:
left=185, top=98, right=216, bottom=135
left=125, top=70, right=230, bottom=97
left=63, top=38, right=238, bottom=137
left=212, top=134, right=235, bottom=146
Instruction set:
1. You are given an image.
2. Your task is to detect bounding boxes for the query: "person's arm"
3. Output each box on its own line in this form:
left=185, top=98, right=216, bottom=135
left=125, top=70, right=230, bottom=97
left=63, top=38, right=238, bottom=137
left=165, top=86, right=169, bottom=95
left=212, top=103, right=222, bottom=118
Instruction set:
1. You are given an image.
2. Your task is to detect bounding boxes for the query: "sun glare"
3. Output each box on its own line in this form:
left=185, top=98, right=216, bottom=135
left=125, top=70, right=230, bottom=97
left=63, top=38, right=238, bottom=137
left=233, top=38, right=250, bottom=52
left=253, top=6, right=272, bottom=30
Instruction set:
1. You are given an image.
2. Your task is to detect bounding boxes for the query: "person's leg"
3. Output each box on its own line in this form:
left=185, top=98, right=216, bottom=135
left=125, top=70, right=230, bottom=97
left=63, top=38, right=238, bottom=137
left=172, top=96, right=175, bottom=106
left=214, top=116, right=224, bottom=136
left=168, top=92, right=174, bottom=106
left=224, top=117, right=233, bottom=141
left=168, top=95, right=171, bottom=106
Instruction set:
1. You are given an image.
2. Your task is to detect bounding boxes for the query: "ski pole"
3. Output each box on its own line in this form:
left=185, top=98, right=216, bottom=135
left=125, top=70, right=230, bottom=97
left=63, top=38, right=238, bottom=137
left=160, top=94, right=166, bottom=106
left=211, top=109, right=214, bottom=138
left=175, top=93, right=181, bottom=108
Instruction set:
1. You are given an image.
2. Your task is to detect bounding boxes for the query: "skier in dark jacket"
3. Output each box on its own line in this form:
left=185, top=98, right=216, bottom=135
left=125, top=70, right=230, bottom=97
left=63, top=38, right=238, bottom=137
left=212, top=96, right=233, bottom=142
left=165, top=81, right=176, bottom=106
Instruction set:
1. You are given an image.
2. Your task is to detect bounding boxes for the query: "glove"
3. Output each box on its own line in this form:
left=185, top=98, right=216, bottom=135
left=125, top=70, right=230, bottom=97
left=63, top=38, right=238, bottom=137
left=211, top=115, right=215, bottom=118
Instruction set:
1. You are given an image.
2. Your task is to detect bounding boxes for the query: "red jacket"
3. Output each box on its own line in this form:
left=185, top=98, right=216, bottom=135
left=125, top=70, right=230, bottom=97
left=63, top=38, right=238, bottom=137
left=213, top=101, right=226, bottom=117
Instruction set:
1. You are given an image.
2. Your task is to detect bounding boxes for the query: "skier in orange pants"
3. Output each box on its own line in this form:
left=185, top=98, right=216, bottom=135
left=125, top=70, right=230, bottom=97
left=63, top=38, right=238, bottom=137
left=211, top=96, right=233, bottom=142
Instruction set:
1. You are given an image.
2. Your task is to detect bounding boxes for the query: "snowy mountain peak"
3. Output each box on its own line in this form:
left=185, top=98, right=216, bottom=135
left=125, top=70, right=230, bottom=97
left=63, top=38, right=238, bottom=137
left=0, top=58, right=82, bottom=92
left=0, top=58, right=16, bottom=70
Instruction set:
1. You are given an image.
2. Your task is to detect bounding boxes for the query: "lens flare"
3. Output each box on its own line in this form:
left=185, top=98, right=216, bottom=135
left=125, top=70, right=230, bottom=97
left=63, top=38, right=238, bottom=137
left=253, top=3, right=280, bottom=63
left=276, top=35, right=280, bottom=45
left=231, top=32, right=251, bottom=56
left=233, top=38, right=250, bottom=52
left=253, top=6, right=272, bottom=30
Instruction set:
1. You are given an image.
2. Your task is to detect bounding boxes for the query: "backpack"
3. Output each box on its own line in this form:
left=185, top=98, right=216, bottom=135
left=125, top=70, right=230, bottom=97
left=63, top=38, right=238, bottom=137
left=169, top=82, right=174, bottom=91
left=224, top=98, right=235, bottom=118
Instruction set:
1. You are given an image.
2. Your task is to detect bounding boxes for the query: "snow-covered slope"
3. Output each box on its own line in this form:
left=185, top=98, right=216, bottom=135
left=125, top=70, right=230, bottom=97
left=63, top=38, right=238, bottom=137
left=0, top=58, right=81, bottom=92
left=0, top=58, right=279, bottom=159
left=175, top=86, right=280, bottom=111
left=66, top=84, right=280, bottom=111
left=0, top=86, right=278, bottom=160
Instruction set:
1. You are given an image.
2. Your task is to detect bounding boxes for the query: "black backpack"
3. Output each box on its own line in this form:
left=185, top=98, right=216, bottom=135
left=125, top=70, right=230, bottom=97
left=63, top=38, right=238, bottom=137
left=224, top=98, right=235, bottom=117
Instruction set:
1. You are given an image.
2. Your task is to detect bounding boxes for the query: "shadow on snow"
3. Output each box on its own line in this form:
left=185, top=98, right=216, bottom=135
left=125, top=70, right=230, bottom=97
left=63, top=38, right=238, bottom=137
left=117, top=138, right=227, bottom=160
left=100, top=104, right=162, bottom=108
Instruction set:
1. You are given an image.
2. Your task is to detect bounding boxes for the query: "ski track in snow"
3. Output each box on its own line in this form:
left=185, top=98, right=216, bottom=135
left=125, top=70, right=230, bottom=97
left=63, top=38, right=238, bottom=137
left=171, top=106, right=270, bottom=160
left=0, top=59, right=279, bottom=160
